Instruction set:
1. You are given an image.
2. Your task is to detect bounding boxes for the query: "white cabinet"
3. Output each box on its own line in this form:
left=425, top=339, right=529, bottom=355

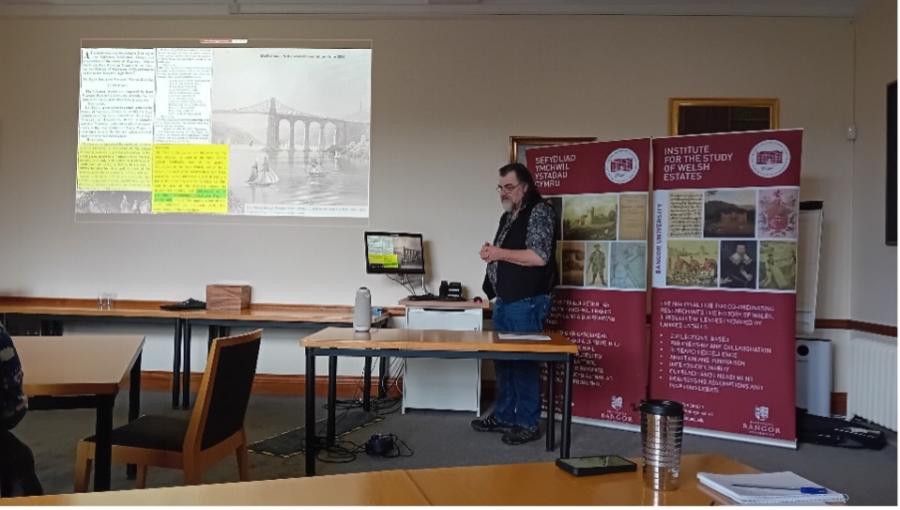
left=406, top=307, right=483, bottom=330
left=402, top=301, right=485, bottom=415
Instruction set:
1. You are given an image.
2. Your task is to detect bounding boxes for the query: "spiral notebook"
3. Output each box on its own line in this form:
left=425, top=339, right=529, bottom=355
left=697, top=471, right=848, bottom=505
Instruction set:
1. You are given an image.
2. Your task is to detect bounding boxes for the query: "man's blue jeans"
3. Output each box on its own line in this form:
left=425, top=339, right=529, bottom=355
left=491, top=294, right=551, bottom=429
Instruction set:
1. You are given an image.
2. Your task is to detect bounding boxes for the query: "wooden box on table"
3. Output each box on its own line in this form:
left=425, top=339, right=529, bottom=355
left=206, top=284, right=251, bottom=311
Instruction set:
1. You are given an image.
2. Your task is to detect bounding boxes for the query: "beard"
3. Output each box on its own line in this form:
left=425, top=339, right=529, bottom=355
left=501, top=198, right=514, bottom=213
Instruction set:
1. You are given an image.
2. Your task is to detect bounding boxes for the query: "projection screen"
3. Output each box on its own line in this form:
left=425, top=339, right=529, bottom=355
left=76, top=40, right=372, bottom=220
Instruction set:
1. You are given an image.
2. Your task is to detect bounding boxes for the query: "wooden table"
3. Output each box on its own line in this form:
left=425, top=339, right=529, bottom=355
left=0, top=454, right=757, bottom=505
left=397, top=297, right=491, bottom=310
left=1, top=298, right=183, bottom=410
left=406, top=453, right=759, bottom=505
left=176, top=306, right=390, bottom=409
left=301, top=327, right=578, bottom=476
left=15, top=335, right=145, bottom=492
left=0, top=297, right=391, bottom=409
left=0, top=469, right=428, bottom=506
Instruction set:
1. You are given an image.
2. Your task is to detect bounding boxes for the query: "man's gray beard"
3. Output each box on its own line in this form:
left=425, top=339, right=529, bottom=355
left=501, top=199, right=514, bottom=213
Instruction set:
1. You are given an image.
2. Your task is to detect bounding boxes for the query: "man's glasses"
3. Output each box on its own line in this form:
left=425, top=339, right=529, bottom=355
left=496, top=183, right=523, bottom=193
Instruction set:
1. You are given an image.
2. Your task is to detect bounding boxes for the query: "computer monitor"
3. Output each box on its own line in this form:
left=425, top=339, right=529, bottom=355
left=364, top=231, right=426, bottom=274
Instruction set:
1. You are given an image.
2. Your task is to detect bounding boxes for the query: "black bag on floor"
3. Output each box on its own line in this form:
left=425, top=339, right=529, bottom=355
left=796, top=408, right=887, bottom=450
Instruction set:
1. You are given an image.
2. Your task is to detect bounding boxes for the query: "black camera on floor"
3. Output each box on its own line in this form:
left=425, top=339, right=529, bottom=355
left=365, top=433, right=397, bottom=456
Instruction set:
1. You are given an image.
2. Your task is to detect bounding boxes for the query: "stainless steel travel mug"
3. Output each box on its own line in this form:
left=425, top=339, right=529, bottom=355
left=640, top=399, right=684, bottom=491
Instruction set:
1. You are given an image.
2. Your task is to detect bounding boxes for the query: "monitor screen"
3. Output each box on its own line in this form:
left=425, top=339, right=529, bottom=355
left=365, top=232, right=425, bottom=274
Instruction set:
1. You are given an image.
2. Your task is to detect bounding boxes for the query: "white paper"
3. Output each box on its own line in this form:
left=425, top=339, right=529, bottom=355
left=697, top=471, right=847, bottom=505
left=497, top=333, right=551, bottom=341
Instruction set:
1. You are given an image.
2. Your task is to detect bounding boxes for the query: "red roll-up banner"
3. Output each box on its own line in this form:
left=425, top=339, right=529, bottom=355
left=526, top=138, right=650, bottom=428
left=649, top=129, right=802, bottom=447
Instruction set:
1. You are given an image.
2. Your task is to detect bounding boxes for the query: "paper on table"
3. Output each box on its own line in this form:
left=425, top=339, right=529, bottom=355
left=697, top=471, right=848, bottom=505
left=497, top=333, right=551, bottom=341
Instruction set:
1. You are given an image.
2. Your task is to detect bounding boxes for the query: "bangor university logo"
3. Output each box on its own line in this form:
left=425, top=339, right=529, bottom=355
left=611, top=395, right=624, bottom=411
left=605, top=148, right=639, bottom=184
left=754, top=405, right=770, bottom=422
left=749, top=139, right=791, bottom=178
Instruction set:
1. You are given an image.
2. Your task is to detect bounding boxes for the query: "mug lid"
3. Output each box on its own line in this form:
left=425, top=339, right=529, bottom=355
left=640, top=399, right=684, bottom=416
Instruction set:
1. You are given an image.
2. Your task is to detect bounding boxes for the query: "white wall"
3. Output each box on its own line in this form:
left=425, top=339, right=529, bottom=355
left=0, top=14, right=860, bottom=373
left=850, top=0, right=898, bottom=327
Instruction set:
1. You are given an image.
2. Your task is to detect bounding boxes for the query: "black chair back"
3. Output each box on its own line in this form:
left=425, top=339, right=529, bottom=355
left=194, top=330, right=261, bottom=451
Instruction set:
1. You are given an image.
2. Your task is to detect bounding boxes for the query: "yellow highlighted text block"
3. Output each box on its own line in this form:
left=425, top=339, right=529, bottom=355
left=383, top=254, right=399, bottom=268
left=367, top=253, right=399, bottom=268
left=152, top=144, right=229, bottom=214
left=77, top=143, right=152, bottom=191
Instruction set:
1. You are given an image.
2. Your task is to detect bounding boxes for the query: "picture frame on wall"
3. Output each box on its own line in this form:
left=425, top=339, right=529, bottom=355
left=669, top=98, right=779, bottom=135
left=509, top=136, right=596, bottom=164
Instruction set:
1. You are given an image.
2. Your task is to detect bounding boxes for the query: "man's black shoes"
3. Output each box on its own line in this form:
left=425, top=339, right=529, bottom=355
left=472, top=416, right=542, bottom=445
left=501, top=426, right=542, bottom=445
left=471, top=414, right=513, bottom=433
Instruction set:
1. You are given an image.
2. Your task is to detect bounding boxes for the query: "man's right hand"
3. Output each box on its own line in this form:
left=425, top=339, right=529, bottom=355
left=480, top=242, right=492, bottom=262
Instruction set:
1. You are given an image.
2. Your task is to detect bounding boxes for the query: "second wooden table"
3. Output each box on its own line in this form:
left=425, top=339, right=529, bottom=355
left=301, top=327, right=578, bottom=476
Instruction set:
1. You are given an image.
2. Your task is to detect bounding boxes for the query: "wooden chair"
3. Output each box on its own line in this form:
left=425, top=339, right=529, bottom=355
left=73, top=329, right=262, bottom=491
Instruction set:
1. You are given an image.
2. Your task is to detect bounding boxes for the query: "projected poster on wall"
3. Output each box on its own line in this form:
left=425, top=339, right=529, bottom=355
left=75, top=44, right=372, bottom=218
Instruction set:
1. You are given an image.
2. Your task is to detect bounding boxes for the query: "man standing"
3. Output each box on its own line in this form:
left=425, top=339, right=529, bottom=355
left=588, top=244, right=607, bottom=286
left=473, top=163, right=556, bottom=445
left=0, top=323, right=43, bottom=496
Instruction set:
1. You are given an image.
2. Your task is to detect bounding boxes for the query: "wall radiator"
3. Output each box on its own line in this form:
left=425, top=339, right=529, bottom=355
left=847, top=337, right=897, bottom=430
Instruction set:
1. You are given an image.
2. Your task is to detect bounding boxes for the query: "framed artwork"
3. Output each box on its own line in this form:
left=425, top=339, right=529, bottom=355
left=669, top=98, right=779, bottom=136
left=509, top=136, right=596, bottom=164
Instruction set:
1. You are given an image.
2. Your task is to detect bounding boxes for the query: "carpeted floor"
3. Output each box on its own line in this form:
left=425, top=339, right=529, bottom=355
left=12, top=390, right=897, bottom=505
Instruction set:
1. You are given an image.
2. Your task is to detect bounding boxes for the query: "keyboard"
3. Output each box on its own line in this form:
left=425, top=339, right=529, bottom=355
left=406, top=294, right=438, bottom=301
left=160, top=298, right=207, bottom=311
left=406, top=295, right=467, bottom=302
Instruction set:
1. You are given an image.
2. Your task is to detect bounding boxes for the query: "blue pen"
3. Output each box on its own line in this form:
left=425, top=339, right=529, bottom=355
left=732, top=484, right=828, bottom=495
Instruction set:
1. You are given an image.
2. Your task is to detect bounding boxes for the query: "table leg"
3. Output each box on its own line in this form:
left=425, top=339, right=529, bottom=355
left=546, top=362, right=556, bottom=452
left=208, top=326, right=232, bottom=351
left=126, top=353, right=142, bottom=479
left=182, top=321, right=192, bottom=409
left=93, top=395, right=115, bottom=491
left=207, top=325, right=218, bottom=352
left=561, top=354, right=574, bottom=458
left=378, top=356, right=389, bottom=398
left=172, top=318, right=182, bottom=409
left=362, top=356, right=372, bottom=412
left=327, top=356, right=337, bottom=446
left=304, top=348, right=317, bottom=476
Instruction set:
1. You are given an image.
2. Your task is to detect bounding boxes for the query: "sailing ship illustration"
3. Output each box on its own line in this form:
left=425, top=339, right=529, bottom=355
left=246, top=156, right=279, bottom=187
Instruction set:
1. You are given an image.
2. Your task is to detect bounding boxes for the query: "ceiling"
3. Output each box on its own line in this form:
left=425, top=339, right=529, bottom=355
left=0, top=0, right=865, bottom=17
